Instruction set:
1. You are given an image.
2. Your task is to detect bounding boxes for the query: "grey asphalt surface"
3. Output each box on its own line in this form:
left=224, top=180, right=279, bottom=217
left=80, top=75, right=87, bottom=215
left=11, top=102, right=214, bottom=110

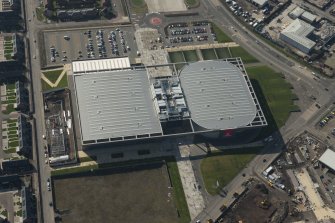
left=24, top=1, right=54, bottom=223
left=43, top=26, right=138, bottom=67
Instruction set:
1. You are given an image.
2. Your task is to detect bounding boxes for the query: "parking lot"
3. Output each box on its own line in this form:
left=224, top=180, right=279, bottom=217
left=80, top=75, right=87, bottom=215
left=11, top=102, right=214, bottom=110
left=43, top=26, right=138, bottom=67
left=317, top=109, right=335, bottom=139
left=164, top=22, right=217, bottom=47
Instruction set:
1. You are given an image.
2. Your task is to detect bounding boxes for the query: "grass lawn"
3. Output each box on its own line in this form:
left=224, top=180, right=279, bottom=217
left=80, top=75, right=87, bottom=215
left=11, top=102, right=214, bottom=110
left=4, top=36, right=12, bottom=41
left=169, top=52, right=186, bottom=71
left=215, top=48, right=231, bottom=59
left=229, top=46, right=258, bottom=63
left=6, top=83, right=15, bottom=90
left=52, top=157, right=190, bottom=223
left=166, top=158, right=190, bottom=223
left=79, top=156, right=97, bottom=163
left=129, top=0, right=148, bottom=13
left=169, top=52, right=185, bottom=63
left=211, top=23, right=232, bottom=43
left=2, top=99, right=17, bottom=104
left=7, top=126, right=18, bottom=131
left=8, top=140, right=19, bottom=148
left=4, top=147, right=17, bottom=154
left=247, top=66, right=298, bottom=130
left=7, top=130, right=17, bottom=135
left=6, top=119, right=17, bottom=124
left=3, top=104, right=16, bottom=115
left=185, top=0, right=199, bottom=7
left=201, top=147, right=262, bottom=195
left=201, top=49, right=217, bottom=60
left=0, top=209, right=8, bottom=218
left=41, top=72, right=68, bottom=91
left=43, top=69, right=63, bottom=83
left=183, top=50, right=199, bottom=62
left=15, top=210, right=22, bottom=217
left=36, top=7, right=45, bottom=22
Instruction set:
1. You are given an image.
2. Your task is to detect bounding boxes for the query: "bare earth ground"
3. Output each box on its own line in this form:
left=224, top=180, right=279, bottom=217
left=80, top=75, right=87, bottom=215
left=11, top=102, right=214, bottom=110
left=222, top=184, right=290, bottom=223
left=145, top=0, right=187, bottom=12
left=54, top=164, right=178, bottom=223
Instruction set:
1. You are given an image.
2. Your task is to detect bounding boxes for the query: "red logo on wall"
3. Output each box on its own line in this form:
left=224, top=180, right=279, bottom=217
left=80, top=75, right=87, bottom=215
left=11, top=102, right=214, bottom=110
left=224, top=129, right=233, bottom=137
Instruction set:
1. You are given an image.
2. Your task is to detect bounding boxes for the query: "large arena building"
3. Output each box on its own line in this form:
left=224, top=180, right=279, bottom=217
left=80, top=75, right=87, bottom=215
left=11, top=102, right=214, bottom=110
left=71, top=58, right=267, bottom=147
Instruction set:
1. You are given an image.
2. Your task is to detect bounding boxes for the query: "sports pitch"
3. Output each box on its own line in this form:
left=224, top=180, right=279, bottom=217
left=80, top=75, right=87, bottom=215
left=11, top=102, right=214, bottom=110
left=53, top=163, right=179, bottom=223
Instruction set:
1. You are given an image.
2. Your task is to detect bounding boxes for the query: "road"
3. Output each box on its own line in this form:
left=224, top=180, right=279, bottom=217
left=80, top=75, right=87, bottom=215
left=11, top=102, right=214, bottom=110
left=192, top=0, right=335, bottom=222
left=23, top=0, right=335, bottom=222
left=23, top=1, right=54, bottom=223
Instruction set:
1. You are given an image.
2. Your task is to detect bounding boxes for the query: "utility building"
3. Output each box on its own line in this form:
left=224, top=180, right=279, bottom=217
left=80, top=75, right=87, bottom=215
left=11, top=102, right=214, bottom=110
left=280, top=19, right=316, bottom=54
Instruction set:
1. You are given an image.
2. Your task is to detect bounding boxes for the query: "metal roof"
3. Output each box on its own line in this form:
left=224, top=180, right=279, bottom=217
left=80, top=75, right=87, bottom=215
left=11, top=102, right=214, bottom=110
left=289, top=6, right=305, bottom=18
left=319, top=149, right=335, bottom=171
left=72, top=58, right=130, bottom=74
left=301, top=11, right=317, bottom=22
left=280, top=19, right=316, bottom=50
left=74, top=69, right=162, bottom=142
left=179, top=60, right=257, bottom=130
left=252, top=0, right=267, bottom=6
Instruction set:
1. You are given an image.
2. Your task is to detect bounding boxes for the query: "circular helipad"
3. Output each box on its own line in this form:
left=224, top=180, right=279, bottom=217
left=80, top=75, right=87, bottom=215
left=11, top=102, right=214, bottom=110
left=150, top=17, right=162, bottom=26
left=143, top=13, right=165, bottom=28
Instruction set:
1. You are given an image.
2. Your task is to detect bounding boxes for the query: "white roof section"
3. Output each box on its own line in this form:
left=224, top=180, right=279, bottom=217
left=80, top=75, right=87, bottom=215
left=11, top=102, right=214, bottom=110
left=179, top=60, right=257, bottom=130
left=72, top=57, right=130, bottom=74
left=252, top=0, right=267, bottom=6
left=281, top=19, right=316, bottom=49
left=319, top=149, right=335, bottom=171
left=301, top=11, right=317, bottom=22
left=289, top=6, right=305, bottom=18
left=74, top=69, right=162, bottom=142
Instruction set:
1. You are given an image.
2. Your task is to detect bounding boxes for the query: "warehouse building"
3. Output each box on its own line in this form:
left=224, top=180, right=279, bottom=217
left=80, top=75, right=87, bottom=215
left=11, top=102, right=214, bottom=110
left=252, top=0, right=268, bottom=8
left=289, top=6, right=305, bottom=19
left=72, top=58, right=267, bottom=147
left=319, top=149, right=335, bottom=173
left=280, top=19, right=316, bottom=54
left=301, top=11, right=317, bottom=23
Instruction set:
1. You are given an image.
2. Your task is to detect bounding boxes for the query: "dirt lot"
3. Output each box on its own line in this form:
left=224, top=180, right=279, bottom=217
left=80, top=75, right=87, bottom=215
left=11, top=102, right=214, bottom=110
left=53, top=163, right=178, bottom=223
left=222, top=183, right=292, bottom=223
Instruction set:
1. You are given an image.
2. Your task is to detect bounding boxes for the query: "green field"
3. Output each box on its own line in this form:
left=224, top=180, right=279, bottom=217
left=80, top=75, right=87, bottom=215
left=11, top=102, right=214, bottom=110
left=211, top=23, right=232, bottom=43
left=201, top=147, right=261, bottom=195
left=169, top=52, right=185, bottom=63
left=52, top=157, right=190, bottom=223
left=169, top=52, right=185, bottom=70
left=230, top=47, right=258, bottom=63
left=36, top=7, right=46, bottom=22
left=185, top=0, right=199, bottom=7
left=201, top=49, right=217, bottom=60
left=215, top=48, right=231, bottom=59
left=3, top=104, right=16, bottom=115
left=166, top=158, right=190, bottom=223
left=129, top=0, right=148, bottom=13
left=247, top=66, right=299, bottom=135
left=41, top=70, right=68, bottom=91
left=43, top=69, right=63, bottom=83
left=183, top=50, right=198, bottom=62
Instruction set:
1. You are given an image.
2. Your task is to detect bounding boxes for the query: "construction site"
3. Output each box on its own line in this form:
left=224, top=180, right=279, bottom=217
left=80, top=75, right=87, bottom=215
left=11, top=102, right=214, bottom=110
left=43, top=89, right=76, bottom=166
